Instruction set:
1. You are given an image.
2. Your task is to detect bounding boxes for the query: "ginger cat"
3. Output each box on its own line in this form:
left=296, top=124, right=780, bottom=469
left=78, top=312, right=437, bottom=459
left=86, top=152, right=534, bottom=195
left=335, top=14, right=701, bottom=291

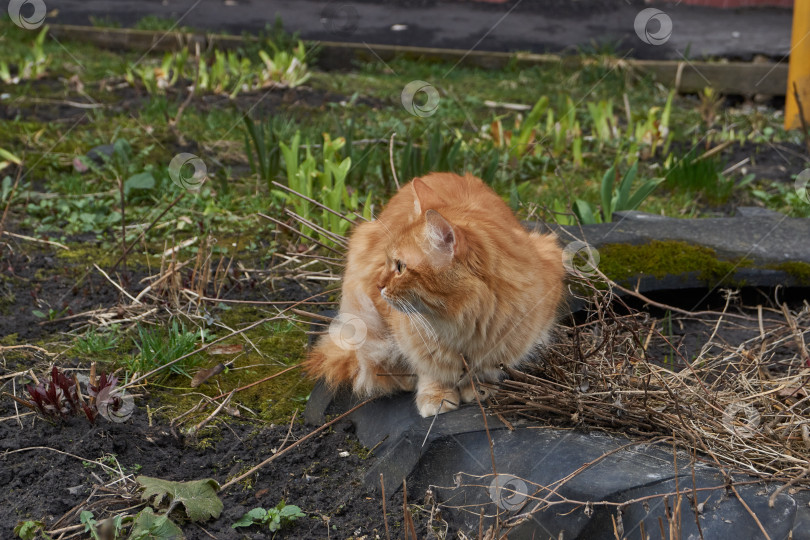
left=305, top=172, right=564, bottom=417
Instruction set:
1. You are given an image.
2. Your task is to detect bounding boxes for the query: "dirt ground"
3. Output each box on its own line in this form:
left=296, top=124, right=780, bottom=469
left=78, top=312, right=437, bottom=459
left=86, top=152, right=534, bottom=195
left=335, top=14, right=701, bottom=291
left=0, top=408, right=425, bottom=538
left=0, top=241, right=430, bottom=538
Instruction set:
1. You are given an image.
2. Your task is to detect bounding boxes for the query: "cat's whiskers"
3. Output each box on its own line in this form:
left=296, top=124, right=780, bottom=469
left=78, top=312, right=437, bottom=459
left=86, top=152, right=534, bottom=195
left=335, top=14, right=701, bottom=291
left=395, top=298, right=438, bottom=344
left=401, top=299, right=437, bottom=339
left=411, top=312, right=437, bottom=344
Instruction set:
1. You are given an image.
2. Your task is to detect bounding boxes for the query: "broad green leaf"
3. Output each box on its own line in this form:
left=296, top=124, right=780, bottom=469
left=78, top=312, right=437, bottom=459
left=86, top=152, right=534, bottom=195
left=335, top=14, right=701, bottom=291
left=280, top=131, right=301, bottom=186
left=124, top=172, right=155, bottom=197
left=80, top=511, right=100, bottom=540
left=137, top=476, right=223, bottom=522
left=278, top=505, right=305, bottom=518
left=625, top=178, right=663, bottom=211
left=661, top=89, right=675, bottom=129
left=573, top=199, right=598, bottom=225
left=552, top=200, right=575, bottom=226
left=112, top=139, right=132, bottom=162
left=128, top=507, right=184, bottom=540
left=361, top=192, right=373, bottom=221
left=232, top=507, right=268, bottom=528
left=268, top=514, right=283, bottom=532
left=738, top=173, right=756, bottom=188
left=13, top=520, right=49, bottom=540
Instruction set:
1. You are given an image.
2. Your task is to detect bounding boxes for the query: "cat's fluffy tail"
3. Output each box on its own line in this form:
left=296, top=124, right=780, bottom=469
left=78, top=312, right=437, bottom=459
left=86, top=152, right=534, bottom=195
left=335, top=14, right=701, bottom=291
left=303, top=338, right=359, bottom=389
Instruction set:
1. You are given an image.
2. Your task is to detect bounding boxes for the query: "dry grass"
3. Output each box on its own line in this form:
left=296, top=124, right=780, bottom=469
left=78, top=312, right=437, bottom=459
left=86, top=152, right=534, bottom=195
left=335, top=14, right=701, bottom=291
left=493, top=274, right=810, bottom=488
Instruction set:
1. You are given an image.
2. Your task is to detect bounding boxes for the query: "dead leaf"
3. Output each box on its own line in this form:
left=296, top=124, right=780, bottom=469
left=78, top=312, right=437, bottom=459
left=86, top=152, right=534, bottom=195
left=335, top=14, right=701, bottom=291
left=777, top=386, right=808, bottom=398
left=190, top=364, right=225, bottom=388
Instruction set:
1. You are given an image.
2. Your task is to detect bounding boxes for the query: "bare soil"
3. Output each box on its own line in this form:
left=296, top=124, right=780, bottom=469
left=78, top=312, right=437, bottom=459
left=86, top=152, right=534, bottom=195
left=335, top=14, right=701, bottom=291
left=0, top=244, right=427, bottom=538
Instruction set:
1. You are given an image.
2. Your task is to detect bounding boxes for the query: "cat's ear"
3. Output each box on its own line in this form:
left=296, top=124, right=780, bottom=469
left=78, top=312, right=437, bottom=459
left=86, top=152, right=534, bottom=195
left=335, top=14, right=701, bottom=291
left=412, top=177, right=444, bottom=216
left=425, top=209, right=456, bottom=259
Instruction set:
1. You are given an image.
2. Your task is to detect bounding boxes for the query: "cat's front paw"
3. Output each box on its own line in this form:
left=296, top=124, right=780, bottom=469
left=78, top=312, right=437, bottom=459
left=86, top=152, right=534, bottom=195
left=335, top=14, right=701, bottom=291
left=416, top=386, right=460, bottom=417
left=459, top=382, right=492, bottom=404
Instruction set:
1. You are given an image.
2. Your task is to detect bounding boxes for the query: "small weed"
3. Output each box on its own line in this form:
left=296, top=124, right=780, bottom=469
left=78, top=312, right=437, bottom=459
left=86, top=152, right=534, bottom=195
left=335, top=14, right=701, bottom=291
left=751, top=176, right=810, bottom=218
left=587, top=99, right=620, bottom=144
left=664, top=150, right=754, bottom=205
left=13, top=520, right=50, bottom=540
left=232, top=501, right=306, bottom=532
left=0, top=27, right=50, bottom=85
left=130, top=321, right=201, bottom=379
left=699, top=86, right=723, bottom=126
left=74, top=326, right=120, bottom=356
left=573, top=162, right=662, bottom=223
left=31, top=307, right=69, bottom=321
left=80, top=511, right=101, bottom=540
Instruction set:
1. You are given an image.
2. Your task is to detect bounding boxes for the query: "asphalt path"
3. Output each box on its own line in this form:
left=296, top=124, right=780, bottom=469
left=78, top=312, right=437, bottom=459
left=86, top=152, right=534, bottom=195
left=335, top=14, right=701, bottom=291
left=41, top=0, right=793, bottom=60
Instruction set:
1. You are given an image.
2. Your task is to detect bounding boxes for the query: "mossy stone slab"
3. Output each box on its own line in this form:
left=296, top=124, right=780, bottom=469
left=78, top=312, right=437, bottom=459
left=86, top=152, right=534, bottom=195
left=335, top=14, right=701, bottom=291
left=556, top=213, right=810, bottom=264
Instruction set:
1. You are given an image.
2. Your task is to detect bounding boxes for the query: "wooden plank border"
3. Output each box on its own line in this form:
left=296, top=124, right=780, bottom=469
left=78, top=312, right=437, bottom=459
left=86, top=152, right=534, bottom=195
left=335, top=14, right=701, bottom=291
left=47, top=24, right=789, bottom=96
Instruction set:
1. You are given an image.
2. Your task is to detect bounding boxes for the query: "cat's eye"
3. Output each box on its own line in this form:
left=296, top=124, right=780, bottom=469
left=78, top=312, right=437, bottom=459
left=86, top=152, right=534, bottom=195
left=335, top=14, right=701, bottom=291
left=395, top=260, right=405, bottom=274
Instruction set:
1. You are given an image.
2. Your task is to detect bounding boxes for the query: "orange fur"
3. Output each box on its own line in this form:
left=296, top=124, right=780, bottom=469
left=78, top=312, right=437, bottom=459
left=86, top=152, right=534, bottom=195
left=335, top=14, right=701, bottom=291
left=306, top=172, right=564, bottom=417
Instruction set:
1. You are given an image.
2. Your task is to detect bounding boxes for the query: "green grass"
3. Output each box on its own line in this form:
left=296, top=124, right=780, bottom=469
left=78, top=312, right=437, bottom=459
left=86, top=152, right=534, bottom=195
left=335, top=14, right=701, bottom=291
left=74, top=326, right=121, bottom=357
left=0, top=16, right=805, bottom=249
left=129, top=321, right=204, bottom=380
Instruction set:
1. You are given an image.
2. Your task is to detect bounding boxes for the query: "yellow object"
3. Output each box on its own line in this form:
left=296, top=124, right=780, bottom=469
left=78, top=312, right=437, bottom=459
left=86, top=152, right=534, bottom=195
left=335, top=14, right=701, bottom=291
left=786, top=0, right=810, bottom=130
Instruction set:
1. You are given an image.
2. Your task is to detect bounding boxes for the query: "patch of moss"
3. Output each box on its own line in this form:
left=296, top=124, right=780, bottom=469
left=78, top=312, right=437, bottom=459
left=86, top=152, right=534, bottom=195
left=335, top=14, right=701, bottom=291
left=597, top=240, right=752, bottom=286
left=768, top=261, right=810, bottom=286
left=146, top=309, right=311, bottom=429
left=347, top=439, right=372, bottom=460
left=219, top=319, right=312, bottom=424
left=56, top=243, right=151, bottom=268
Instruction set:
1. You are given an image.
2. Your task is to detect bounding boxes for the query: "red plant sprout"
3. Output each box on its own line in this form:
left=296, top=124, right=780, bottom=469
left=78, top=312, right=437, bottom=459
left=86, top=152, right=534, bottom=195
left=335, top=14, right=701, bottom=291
left=88, top=372, right=119, bottom=398
left=22, top=366, right=122, bottom=424
left=87, top=372, right=125, bottom=419
left=26, top=366, right=82, bottom=421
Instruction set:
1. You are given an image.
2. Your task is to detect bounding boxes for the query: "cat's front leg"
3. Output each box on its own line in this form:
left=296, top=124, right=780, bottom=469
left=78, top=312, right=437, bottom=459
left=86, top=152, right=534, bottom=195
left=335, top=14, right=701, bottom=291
left=458, top=368, right=502, bottom=404
left=415, top=376, right=460, bottom=417
left=353, top=345, right=417, bottom=396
